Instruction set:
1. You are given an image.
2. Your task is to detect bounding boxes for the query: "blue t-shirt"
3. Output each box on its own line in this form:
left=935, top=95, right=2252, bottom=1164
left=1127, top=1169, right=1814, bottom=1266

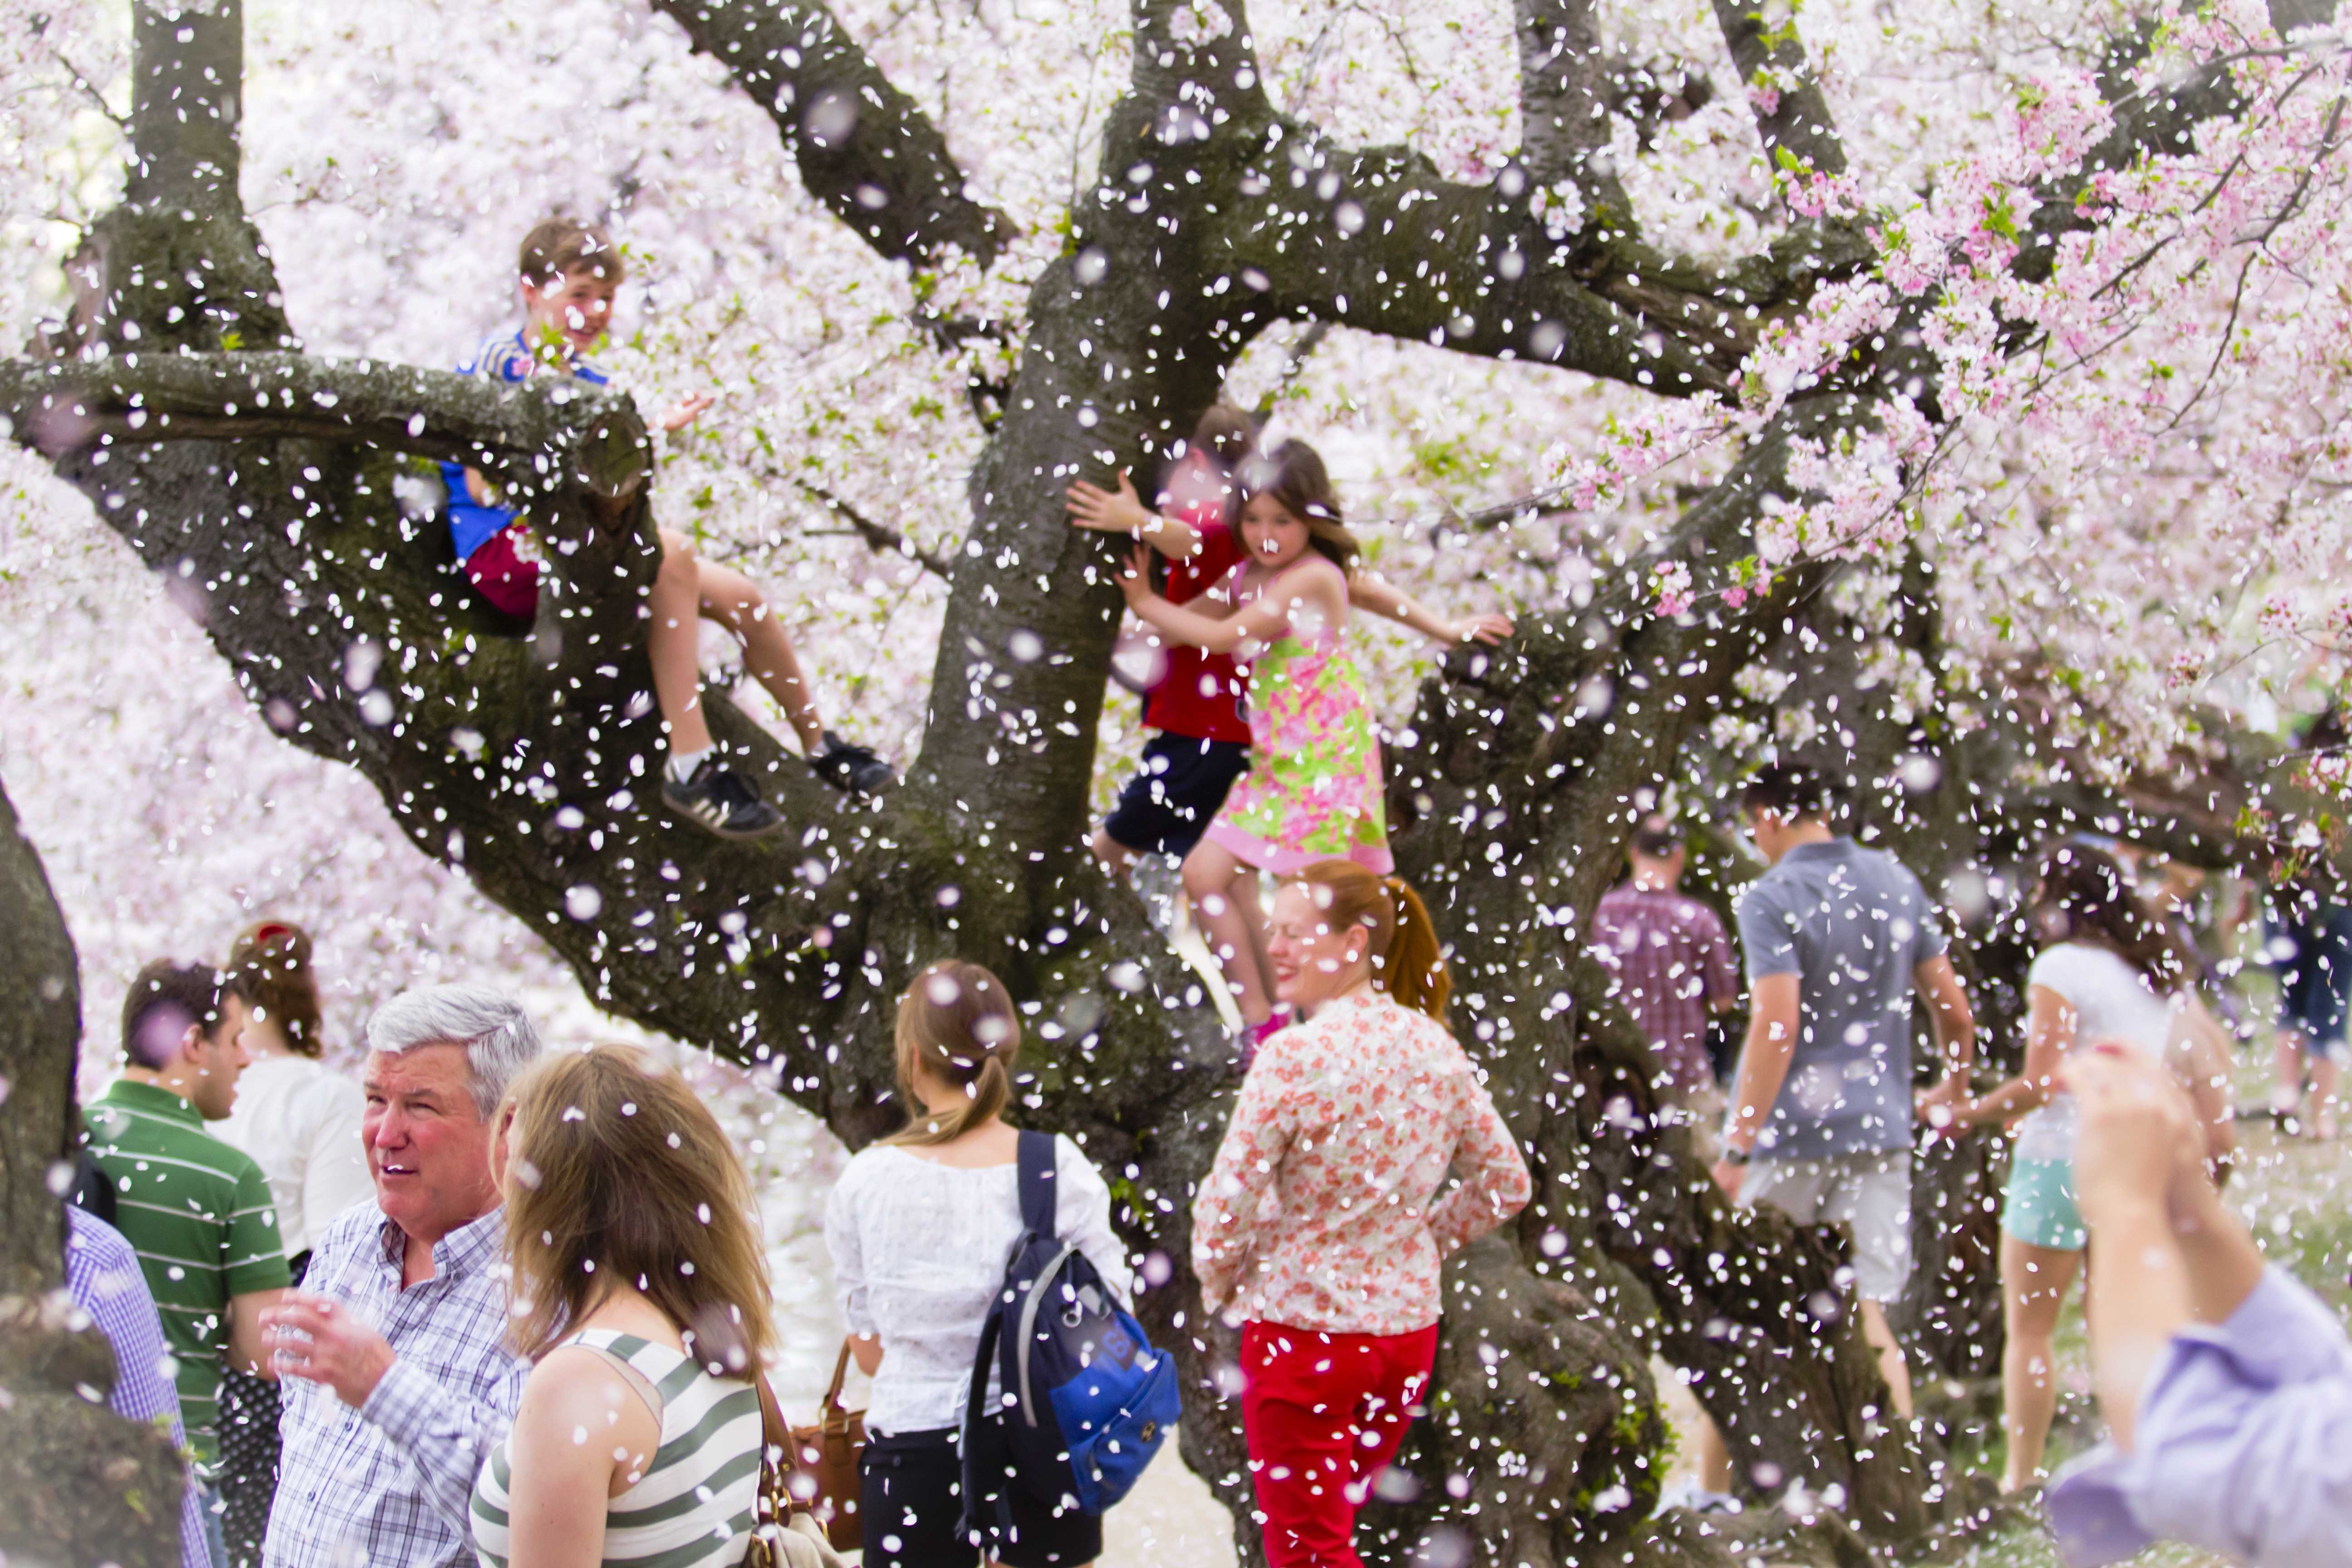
left=1734, top=838, right=1947, bottom=1159
left=439, top=327, right=609, bottom=563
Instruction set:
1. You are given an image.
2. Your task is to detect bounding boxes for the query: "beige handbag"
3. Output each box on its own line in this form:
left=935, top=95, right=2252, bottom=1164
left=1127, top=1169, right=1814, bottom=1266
left=750, top=1374, right=852, bottom=1568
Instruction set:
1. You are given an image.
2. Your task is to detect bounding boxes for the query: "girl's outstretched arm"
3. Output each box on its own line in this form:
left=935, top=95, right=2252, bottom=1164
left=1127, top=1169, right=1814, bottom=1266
left=1346, top=572, right=1514, bottom=647
left=1067, top=470, right=1202, bottom=560
left=1120, top=543, right=1318, bottom=654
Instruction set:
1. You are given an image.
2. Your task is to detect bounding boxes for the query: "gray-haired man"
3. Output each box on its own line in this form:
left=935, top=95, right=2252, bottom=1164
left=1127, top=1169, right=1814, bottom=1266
left=260, top=985, right=543, bottom=1568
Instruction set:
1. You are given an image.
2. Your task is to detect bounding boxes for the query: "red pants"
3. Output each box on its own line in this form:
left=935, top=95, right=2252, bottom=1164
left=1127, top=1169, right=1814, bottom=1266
left=1240, top=1320, right=1439, bottom=1568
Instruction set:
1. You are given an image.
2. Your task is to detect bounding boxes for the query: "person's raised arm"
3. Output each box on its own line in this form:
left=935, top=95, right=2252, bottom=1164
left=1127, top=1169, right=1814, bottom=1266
left=1068, top=470, right=1202, bottom=560
left=1345, top=572, right=1513, bottom=648
left=268, top=1289, right=525, bottom=1536
left=1121, top=543, right=1327, bottom=657
left=1714, top=971, right=1800, bottom=1195
left=1951, top=981, right=2068, bottom=1130
left=2067, top=1049, right=2263, bottom=1450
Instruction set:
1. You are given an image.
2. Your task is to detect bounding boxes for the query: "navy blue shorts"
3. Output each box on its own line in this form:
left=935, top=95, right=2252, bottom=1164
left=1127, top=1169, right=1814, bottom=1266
left=2277, top=907, right=2352, bottom=1051
left=860, top=1425, right=1100, bottom=1568
left=1102, top=734, right=1250, bottom=859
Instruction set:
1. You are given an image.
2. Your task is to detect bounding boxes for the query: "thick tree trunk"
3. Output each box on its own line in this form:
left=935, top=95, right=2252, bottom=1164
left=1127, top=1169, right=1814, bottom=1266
left=0, top=779, right=187, bottom=1568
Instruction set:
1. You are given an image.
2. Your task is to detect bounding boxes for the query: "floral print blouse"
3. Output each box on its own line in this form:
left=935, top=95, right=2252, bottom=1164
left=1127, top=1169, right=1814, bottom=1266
left=1192, top=991, right=1534, bottom=1336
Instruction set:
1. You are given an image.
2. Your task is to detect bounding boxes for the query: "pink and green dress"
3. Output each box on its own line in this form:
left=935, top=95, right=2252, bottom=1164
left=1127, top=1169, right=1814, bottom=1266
left=1203, top=589, right=1392, bottom=874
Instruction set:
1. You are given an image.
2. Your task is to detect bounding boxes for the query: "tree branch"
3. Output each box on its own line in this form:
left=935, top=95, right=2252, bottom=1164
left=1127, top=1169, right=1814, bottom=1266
left=1220, top=127, right=1741, bottom=395
left=791, top=478, right=951, bottom=576
left=647, top=0, right=1012, bottom=271
left=1710, top=0, right=1848, bottom=178
left=0, top=353, right=654, bottom=512
left=1513, top=0, right=1633, bottom=215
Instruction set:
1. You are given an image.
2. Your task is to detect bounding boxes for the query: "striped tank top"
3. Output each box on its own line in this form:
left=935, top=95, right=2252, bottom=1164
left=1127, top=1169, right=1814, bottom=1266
left=470, top=1328, right=763, bottom=1568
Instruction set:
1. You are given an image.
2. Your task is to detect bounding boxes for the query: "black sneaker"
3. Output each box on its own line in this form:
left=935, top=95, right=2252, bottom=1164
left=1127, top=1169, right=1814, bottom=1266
left=661, top=758, right=785, bottom=838
left=815, top=730, right=896, bottom=794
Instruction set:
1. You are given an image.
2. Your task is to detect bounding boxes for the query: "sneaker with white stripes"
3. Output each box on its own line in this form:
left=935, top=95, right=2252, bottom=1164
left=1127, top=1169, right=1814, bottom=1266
left=660, top=758, right=784, bottom=839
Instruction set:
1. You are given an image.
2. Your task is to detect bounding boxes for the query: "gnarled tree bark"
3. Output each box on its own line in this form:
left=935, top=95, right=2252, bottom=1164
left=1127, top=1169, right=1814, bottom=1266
left=0, top=778, right=187, bottom=1568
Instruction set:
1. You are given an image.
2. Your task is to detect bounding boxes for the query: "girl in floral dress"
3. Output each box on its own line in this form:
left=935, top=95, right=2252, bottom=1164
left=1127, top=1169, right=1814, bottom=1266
left=1117, top=441, right=1401, bottom=1042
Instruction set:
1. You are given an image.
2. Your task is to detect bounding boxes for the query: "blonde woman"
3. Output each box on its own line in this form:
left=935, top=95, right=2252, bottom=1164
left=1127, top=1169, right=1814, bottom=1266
left=470, top=1045, right=772, bottom=1568
left=823, top=960, right=1132, bottom=1568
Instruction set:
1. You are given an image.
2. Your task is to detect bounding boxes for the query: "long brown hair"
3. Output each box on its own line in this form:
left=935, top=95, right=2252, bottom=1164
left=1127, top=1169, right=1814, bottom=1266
left=501, top=1044, right=776, bottom=1375
left=1242, top=439, right=1362, bottom=573
left=2032, top=842, right=2183, bottom=994
left=225, top=920, right=323, bottom=1058
left=885, top=960, right=1020, bottom=1147
left=1288, top=861, right=1452, bottom=1019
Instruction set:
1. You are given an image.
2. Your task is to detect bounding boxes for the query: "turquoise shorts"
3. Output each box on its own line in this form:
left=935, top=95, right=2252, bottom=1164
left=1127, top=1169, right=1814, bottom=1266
left=2002, top=1156, right=2087, bottom=1252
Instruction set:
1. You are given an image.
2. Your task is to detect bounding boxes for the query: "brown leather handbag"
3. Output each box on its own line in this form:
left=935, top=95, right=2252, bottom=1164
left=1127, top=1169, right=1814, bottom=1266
left=783, top=1340, right=867, bottom=1552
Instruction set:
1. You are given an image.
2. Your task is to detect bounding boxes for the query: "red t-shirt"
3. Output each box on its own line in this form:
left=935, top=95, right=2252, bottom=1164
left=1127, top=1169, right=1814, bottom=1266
left=1143, top=505, right=1251, bottom=744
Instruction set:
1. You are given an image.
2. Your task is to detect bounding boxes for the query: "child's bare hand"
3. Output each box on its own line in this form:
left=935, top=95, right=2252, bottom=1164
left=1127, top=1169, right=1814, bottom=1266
left=1117, top=542, right=1156, bottom=608
left=1067, top=470, right=1152, bottom=535
left=658, top=392, right=716, bottom=433
left=1450, top=612, right=1515, bottom=647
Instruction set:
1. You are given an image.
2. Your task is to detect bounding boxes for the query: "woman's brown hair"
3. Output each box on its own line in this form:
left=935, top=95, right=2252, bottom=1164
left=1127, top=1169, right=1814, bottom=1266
left=501, top=1044, right=776, bottom=1375
left=2032, top=842, right=2184, bottom=995
left=1288, top=861, right=1452, bottom=1019
left=885, top=960, right=1020, bottom=1147
left=1242, top=439, right=1362, bottom=573
left=225, top=920, right=323, bottom=1058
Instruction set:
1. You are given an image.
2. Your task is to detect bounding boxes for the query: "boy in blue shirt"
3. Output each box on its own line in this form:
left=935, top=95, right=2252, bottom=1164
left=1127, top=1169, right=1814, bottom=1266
left=444, top=219, right=893, bottom=836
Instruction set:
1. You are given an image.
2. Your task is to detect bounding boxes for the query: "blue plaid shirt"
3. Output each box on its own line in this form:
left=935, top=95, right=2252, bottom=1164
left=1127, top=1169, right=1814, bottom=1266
left=264, top=1203, right=524, bottom=1568
left=64, top=1208, right=209, bottom=1568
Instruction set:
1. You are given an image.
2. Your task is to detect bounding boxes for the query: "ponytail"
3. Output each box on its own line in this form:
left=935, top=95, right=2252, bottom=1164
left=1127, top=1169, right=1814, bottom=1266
left=1290, top=861, right=1453, bottom=1021
left=225, top=919, right=324, bottom=1058
left=885, top=960, right=1021, bottom=1147
left=1378, top=875, right=1452, bottom=1019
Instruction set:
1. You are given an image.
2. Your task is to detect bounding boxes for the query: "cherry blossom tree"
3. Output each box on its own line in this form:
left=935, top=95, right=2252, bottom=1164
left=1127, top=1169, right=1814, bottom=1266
left=7, top=0, right=2352, bottom=1562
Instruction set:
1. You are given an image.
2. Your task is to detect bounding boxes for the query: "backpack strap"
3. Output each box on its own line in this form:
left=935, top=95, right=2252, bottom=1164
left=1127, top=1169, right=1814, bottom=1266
left=958, top=1304, right=1014, bottom=1548
left=1016, top=1128, right=1058, bottom=1239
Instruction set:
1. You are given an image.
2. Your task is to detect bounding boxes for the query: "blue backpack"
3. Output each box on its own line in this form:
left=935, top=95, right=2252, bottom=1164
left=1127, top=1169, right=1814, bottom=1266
left=959, top=1130, right=1182, bottom=1529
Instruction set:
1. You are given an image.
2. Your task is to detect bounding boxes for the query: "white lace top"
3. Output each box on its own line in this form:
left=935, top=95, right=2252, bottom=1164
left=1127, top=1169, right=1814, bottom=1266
left=823, top=1136, right=1133, bottom=1435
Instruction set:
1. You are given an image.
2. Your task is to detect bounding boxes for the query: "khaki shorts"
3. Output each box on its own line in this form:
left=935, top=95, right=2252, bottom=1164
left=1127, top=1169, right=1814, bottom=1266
left=1738, top=1148, right=1913, bottom=1302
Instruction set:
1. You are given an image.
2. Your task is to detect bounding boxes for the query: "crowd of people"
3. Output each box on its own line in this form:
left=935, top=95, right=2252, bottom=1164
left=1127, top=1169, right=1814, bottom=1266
left=63, top=860, right=1531, bottom=1568
left=52, top=211, right=2352, bottom=1568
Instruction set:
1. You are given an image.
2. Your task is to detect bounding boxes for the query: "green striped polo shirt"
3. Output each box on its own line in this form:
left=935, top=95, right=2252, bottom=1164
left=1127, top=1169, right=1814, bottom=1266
left=83, top=1078, right=293, bottom=1466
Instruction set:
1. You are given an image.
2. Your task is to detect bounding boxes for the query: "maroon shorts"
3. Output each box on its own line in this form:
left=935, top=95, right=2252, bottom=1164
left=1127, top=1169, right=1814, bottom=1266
left=464, top=526, right=541, bottom=617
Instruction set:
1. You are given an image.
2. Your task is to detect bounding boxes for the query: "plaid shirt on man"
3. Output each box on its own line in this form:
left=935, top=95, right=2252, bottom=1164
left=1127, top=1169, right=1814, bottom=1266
left=1589, top=882, right=1739, bottom=1095
left=264, top=1202, right=524, bottom=1568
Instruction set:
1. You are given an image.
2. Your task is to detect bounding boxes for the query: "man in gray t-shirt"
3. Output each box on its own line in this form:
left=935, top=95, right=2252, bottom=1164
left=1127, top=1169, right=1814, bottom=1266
left=1710, top=764, right=1975, bottom=1429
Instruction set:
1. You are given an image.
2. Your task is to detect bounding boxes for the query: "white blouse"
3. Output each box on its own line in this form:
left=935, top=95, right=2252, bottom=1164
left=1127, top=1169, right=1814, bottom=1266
left=823, top=1136, right=1133, bottom=1436
left=213, top=1053, right=372, bottom=1259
